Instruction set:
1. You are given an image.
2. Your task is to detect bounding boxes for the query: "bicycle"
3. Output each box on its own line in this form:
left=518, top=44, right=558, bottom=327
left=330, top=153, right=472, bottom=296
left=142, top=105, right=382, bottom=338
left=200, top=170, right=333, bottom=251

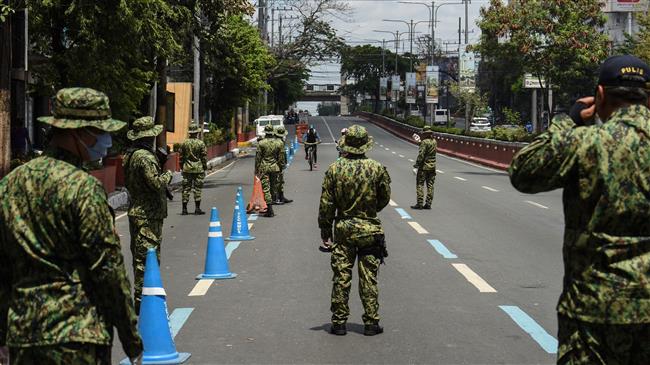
left=303, top=141, right=320, bottom=171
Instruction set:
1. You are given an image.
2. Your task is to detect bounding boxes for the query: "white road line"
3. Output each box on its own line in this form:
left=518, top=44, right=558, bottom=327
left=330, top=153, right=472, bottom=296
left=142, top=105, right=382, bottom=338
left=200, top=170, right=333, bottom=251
left=454, top=176, right=467, bottom=181
left=385, top=148, right=390, bottom=151
left=436, top=169, right=445, bottom=174
left=321, top=116, right=336, bottom=142
left=392, top=151, right=397, bottom=155
left=408, top=159, right=415, bottom=162
left=248, top=223, right=254, bottom=230
left=482, top=186, right=499, bottom=192
left=452, top=264, right=497, bottom=293
left=389, top=199, right=398, bottom=207
left=380, top=144, right=384, bottom=147
left=399, top=154, right=405, bottom=158
left=116, top=212, right=128, bottom=221
left=188, top=279, right=214, bottom=296
left=525, top=200, right=549, bottom=209
left=408, top=222, right=429, bottom=234
left=207, top=160, right=237, bottom=178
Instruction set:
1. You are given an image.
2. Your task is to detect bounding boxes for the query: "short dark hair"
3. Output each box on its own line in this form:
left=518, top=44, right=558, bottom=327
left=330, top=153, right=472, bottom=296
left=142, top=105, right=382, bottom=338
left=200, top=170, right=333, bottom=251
left=603, top=86, right=649, bottom=106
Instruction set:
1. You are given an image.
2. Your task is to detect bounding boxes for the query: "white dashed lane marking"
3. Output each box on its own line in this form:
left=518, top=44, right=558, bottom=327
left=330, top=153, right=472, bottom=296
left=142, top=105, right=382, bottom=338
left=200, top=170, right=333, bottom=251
left=454, top=177, right=467, bottom=181
left=389, top=200, right=398, bottom=207
left=408, top=222, right=429, bottom=234
left=482, top=186, right=499, bottom=192
left=525, top=200, right=549, bottom=209
left=399, top=154, right=405, bottom=158
left=452, top=264, right=498, bottom=293
left=408, top=159, right=415, bottom=162
left=436, top=170, right=445, bottom=174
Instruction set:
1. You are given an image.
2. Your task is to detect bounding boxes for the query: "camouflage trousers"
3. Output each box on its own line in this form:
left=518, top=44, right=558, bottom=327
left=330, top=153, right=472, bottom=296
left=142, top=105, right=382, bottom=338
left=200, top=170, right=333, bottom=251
left=9, top=343, right=111, bottom=365
left=129, top=216, right=163, bottom=314
left=557, top=315, right=650, bottom=365
left=416, top=169, right=435, bottom=206
left=276, top=171, right=285, bottom=197
left=260, top=172, right=280, bottom=204
left=182, top=172, right=205, bottom=203
left=331, top=236, right=381, bottom=325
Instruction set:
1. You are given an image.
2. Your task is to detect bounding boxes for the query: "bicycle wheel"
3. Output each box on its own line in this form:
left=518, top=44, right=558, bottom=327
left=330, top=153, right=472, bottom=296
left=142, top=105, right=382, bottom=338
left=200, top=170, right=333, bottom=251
left=309, top=149, right=314, bottom=171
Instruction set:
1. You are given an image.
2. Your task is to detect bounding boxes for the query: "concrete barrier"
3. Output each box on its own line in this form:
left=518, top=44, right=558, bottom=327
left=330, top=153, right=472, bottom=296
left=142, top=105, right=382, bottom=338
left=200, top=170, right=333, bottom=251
left=355, top=112, right=527, bottom=171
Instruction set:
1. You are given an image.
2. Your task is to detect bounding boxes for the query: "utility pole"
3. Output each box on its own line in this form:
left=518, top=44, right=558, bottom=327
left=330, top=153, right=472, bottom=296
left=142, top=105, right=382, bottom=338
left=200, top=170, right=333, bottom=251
left=0, top=0, right=12, bottom=177
left=409, top=19, right=414, bottom=72
left=271, top=8, right=275, bottom=47
left=464, top=0, right=469, bottom=45
left=431, top=1, right=435, bottom=65
left=395, top=31, right=400, bottom=75
left=381, top=39, right=386, bottom=75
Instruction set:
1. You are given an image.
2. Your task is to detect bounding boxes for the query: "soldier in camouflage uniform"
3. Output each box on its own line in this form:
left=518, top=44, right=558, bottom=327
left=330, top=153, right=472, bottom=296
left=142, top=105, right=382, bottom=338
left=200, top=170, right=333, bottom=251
left=509, top=55, right=650, bottom=365
left=255, top=124, right=283, bottom=217
left=411, top=125, right=436, bottom=210
left=0, top=88, right=143, bottom=364
left=273, top=126, right=293, bottom=205
left=319, top=125, right=391, bottom=336
left=180, top=123, right=207, bottom=215
left=124, top=116, right=173, bottom=314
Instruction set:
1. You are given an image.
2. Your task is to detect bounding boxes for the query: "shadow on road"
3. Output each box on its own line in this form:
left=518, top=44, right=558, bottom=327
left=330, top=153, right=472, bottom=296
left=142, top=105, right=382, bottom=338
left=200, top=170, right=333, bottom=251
left=310, top=323, right=367, bottom=335
left=459, top=171, right=508, bottom=176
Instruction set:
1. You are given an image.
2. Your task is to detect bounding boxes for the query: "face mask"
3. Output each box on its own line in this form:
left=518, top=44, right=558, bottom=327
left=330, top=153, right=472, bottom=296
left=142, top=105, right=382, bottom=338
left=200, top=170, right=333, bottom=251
left=79, top=130, right=112, bottom=161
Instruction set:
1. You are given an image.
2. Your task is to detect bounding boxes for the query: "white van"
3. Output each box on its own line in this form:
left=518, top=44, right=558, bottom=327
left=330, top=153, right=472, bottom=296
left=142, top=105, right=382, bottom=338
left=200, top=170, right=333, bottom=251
left=254, top=115, right=284, bottom=139
left=433, top=109, right=449, bottom=125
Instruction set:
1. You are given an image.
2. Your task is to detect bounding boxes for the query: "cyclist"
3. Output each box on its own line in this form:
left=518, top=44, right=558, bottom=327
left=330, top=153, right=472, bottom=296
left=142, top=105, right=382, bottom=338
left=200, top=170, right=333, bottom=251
left=336, top=128, right=348, bottom=158
left=302, top=125, right=321, bottom=167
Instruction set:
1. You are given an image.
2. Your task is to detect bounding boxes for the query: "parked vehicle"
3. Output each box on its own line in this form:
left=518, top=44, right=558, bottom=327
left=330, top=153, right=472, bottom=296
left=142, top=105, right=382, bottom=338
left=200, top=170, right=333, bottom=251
left=469, top=117, right=492, bottom=132
left=254, top=115, right=284, bottom=139
left=433, top=109, right=450, bottom=125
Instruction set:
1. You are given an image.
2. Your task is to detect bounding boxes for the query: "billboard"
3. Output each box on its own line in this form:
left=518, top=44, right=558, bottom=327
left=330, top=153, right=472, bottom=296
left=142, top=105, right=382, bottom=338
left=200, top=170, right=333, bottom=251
left=459, top=45, right=476, bottom=92
left=406, top=72, right=417, bottom=104
left=391, top=75, right=400, bottom=91
left=426, top=66, right=439, bottom=104
left=379, top=77, right=388, bottom=101
left=603, top=0, right=648, bottom=12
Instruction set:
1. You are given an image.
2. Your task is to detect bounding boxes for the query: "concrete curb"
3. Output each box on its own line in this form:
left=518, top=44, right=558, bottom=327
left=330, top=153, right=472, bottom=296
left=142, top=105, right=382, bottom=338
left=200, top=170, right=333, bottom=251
left=108, top=148, right=241, bottom=210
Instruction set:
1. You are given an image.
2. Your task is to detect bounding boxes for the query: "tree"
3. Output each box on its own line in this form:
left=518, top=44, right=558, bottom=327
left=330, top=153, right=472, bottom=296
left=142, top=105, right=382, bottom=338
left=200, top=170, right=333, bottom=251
left=477, top=0, right=609, bottom=131
left=450, top=84, right=488, bottom=130
left=0, top=0, right=12, bottom=177
left=203, top=14, right=274, bottom=128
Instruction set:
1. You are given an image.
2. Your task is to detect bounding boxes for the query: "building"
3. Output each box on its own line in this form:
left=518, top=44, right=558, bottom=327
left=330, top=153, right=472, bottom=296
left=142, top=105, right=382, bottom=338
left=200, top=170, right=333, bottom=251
left=602, top=0, right=648, bottom=48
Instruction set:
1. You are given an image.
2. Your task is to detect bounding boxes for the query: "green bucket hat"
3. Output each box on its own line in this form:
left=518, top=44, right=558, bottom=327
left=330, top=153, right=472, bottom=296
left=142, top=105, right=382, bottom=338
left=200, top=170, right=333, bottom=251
left=188, top=123, right=201, bottom=134
left=37, top=87, right=125, bottom=132
left=274, top=126, right=288, bottom=138
left=127, top=116, right=163, bottom=141
left=264, top=124, right=275, bottom=135
left=340, top=125, right=374, bottom=155
left=421, top=125, right=434, bottom=135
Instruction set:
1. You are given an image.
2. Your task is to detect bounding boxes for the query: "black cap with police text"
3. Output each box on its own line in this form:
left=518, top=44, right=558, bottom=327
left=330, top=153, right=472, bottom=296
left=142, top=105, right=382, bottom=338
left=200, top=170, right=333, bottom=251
left=598, top=55, right=650, bottom=89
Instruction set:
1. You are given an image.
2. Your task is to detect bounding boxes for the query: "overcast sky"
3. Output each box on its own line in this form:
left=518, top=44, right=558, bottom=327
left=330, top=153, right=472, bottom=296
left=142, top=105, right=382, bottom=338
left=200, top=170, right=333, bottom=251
left=308, top=0, right=488, bottom=84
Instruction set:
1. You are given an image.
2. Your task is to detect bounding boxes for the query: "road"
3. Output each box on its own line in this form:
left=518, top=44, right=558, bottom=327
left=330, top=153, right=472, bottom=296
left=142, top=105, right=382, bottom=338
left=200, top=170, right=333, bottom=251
left=112, top=115, right=564, bottom=364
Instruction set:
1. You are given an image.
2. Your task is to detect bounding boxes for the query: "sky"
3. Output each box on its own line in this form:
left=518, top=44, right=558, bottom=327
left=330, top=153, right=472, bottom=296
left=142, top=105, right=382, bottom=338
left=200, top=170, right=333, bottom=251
left=308, top=0, right=488, bottom=85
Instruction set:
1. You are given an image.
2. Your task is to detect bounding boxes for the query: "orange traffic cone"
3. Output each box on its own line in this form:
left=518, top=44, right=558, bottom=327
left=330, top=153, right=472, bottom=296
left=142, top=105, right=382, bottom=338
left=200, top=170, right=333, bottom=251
left=246, top=175, right=268, bottom=214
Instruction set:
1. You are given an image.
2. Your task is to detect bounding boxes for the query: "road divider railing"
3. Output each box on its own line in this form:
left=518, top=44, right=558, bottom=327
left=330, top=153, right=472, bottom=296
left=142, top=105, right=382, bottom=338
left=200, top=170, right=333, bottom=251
left=354, top=112, right=527, bottom=171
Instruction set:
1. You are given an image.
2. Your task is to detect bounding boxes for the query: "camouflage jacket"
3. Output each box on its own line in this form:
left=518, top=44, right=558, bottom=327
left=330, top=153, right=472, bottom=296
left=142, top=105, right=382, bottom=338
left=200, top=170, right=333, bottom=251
left=319, top=155, right=391, bottom=241
left=0, top=148, right=142, bottom=357
left=255, top=137, right=282, bottom=173
left=180, top=138, right=207, bottom=174
left=415, top=138, right=437, bottom=171
left=124, top=148, right=172, bottom=219
left=509, top=105, right=650, bottom=324
left=274, top=137, right=287, bottom=170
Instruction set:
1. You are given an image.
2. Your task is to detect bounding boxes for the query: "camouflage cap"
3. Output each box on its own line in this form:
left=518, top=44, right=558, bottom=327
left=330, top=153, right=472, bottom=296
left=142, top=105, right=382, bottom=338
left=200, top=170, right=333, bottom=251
left=37, top=88, right=126, bottom=132
left=127, top=116, right=163, bottom=141
left=340, top=125, right=374, bottom=155
left=188, top=123, right=201, bottom=134
left=274, top=126, right=288, bottom=137
left=264, top=124, right=275, bottom=135
left=421, top=125, right=434, bottom=135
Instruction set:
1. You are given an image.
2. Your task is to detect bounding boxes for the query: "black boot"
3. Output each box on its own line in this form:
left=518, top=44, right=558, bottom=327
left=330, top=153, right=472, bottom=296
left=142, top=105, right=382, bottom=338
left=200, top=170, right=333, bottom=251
left=423, top=203, right=432, bottom=210
left=330, top=323, right=347, bottom=336
left=273, top=195, right=285, bottom=205
left=181, top=202, right=188, bottom=215
left=364, top=324, right=384, bottom=336
left=194, top=201, right=205, bottom=215
left=411, top=204, right=423, bottom=210
left=280, top=193, right=293, bottom=204
left=264, top=205, right=275, bottom=217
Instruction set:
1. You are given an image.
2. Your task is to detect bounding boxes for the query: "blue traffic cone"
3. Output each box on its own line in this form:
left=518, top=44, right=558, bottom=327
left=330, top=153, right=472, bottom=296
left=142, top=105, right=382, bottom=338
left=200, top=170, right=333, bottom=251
left=289, top=144, right=294, bottom=156
left=121, top=248, right=190, bottom=365
left=236, top=187, right=247, bottom=216
left=285, top=147, right=290, bottom=165
left=197, top=208, right=237, bottom=279
left=227, top=198, right=255, bottom=241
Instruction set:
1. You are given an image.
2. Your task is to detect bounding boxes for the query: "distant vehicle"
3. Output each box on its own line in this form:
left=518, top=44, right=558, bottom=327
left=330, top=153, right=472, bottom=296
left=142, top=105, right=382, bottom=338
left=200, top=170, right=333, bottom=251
left=254, top=115, right=284, bottom=139
left=433, top=109, right=450, bottom=125
left=470, top=117, right=492, bottom=132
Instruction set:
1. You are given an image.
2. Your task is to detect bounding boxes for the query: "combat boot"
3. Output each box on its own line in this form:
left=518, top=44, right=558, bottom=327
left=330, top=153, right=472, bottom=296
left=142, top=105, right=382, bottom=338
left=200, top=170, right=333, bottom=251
left=423, top=204, right=431, bottom=210
left=280, top=193, right=293, bottom=204
left=264, top=205, right=275, bottom=217
left=273, top=196, right=285, bottom=205
left=329, top=323, right=347, bottom=336
left=194, top=201, right=205, bottom=215
left=363, top=324, right=384, bottom=336
left=410, top=204, right=423, bottom=210
left=181, top=202, right=189, bottom=215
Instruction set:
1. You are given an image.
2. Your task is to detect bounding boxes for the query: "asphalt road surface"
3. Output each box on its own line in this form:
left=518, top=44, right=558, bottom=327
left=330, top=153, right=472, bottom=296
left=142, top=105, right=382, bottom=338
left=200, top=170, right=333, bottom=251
left=112, top=116, right=564, bottom=364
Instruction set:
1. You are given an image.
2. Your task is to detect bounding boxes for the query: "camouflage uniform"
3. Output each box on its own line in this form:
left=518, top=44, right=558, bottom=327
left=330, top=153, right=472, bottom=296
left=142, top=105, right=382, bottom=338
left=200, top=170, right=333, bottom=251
left=180, top=124, right=207, bottom=212
left=256, top=125, right=283, bottom=206
left=124, top=116, right=172, bottom=313
left=509, top=107, right=650, bottom=364
left=273, top=126, right=292, bottom=204
left=319, top=125, right=391, bottom=329
left=414, top=127, right=437, bottom=208
left=0, top=88, right=142, bottom=364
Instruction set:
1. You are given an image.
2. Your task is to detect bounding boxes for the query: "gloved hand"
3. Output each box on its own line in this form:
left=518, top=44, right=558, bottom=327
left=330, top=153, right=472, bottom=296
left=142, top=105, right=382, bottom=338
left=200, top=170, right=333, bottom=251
left=130, top=352, right=143, bottom=365
left=569, top=96, right=596, bottom=126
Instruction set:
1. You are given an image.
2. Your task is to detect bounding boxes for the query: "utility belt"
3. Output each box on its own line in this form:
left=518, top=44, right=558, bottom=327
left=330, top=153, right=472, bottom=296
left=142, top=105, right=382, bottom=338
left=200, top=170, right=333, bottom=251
left=357, top=234, right=388, bottom=264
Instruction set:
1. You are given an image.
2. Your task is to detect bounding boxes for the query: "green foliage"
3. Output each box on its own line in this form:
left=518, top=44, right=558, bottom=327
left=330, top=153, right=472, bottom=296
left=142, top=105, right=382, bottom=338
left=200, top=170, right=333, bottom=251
left=203, top=124, right=228, bottom=147
left=502, top=107, right=523, bottom=126
left=0, top=3, right=13, bottom=23
left=317, top=103, right=340, bottom=116
left=173, top=143, right=182, bottom=153
left=626, top=13, right=650, bottom=64
left=449, top=84, right=488, bottom=128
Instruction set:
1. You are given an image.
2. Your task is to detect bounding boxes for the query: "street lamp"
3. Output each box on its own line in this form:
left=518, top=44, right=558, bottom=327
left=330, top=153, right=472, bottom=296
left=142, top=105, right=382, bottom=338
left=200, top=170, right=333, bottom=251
left=382, top=19, right=430, bottom=72
left=373, top=30, right=401, bottom=75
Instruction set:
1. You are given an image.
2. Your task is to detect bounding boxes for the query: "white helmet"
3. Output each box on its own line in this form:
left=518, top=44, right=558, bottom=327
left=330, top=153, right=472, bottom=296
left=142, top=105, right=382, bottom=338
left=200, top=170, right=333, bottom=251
left=341, top=128, right=348, bottom=135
